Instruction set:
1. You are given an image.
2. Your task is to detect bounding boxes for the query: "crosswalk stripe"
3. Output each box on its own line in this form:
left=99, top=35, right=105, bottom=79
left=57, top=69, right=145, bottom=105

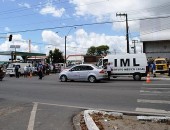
left=140, top=93, right=170, bottom=96
left=140, top=90, right=170, bottom=94
left=137, top=99, right=170, bottom=104
left=141, top=87, right=170, bottom=90
left=143, top=84, right=170, bottom=86
left=136, top=108, right=170, bottom=114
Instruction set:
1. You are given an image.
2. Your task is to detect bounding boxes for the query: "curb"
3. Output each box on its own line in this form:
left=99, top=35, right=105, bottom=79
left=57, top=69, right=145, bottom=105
left=84, top=110, right=99, bottom=130
left=83, top=110, right=123, bottom=130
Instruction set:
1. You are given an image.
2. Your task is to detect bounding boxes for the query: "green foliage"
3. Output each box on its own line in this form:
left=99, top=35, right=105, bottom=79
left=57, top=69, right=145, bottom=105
left=47, top=48, right=64, bottom=64
left=86, top=46, right=96, bottom=55
left=86, top=45, right=110, bottom=56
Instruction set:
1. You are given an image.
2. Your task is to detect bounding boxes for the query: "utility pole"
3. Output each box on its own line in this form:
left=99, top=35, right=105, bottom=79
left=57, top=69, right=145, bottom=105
left=116, top=13, right=129, bottom=53
left=132, top=40, right=138, bottom=54
left=64, top=27, right=76, bottom=67
left=29, top=40, right=31, bottom=52
left=65, top=36, right=67, bottom=66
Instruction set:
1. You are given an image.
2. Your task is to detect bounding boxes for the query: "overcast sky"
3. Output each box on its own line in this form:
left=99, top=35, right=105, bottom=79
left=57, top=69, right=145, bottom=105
left=0, top=0, right=170, bottom=61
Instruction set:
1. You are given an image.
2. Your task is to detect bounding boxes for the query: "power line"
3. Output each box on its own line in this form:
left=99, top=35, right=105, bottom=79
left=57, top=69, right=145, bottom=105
left=0, top=0, right=107, bottom=19
left=1, top=14, right=170, bottom=35
left=0, top=0, right=69, bottom=15
left=0, top=20, right=124, bottom=34
left=1, top=0, right=170, bottom=33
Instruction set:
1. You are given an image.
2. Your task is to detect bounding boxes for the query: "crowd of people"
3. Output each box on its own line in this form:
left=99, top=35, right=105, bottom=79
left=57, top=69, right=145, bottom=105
left=14, top=62, right=64, bottom=79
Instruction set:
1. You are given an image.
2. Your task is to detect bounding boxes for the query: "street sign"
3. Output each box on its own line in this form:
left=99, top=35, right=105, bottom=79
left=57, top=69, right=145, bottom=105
left=10, top=45, right=20, bottom=48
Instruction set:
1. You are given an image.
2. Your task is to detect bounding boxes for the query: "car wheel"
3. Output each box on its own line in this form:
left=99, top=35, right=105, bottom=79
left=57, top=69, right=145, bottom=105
left=88, top=75, right=96, bottom=83
left=60, top=75, right=67, bottom=82
left=133, top=74, right=141, bottom=81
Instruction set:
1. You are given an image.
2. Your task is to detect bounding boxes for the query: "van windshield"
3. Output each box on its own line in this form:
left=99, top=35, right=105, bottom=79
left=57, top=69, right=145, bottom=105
left=97, top=59, right=102, bottom=66
left=155, top=60, right=166, bottom=64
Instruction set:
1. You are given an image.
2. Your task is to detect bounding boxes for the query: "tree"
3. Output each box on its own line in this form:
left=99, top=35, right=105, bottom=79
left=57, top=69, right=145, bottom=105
left=47, top=48, right=64, bottom=64
left=86, top=45, right=110, bottom=56
left=96, top=45, right=110, bottom=56
left=86, top=46, right=96, bottom=55
left=53, top=48, right=64, bottom=63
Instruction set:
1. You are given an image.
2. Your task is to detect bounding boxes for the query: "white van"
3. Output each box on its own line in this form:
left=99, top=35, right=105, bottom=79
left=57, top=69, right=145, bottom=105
left=6, top=63, right=32, bottom=77
left=97, top=53, right=148, bottom=80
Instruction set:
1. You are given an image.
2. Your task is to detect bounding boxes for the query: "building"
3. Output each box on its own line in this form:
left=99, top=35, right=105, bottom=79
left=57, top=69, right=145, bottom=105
left=66, top=54, right=102, bottom=66
left=66, top=55, right=84, bottom=66
left=140, top=18, right=170, bottom=60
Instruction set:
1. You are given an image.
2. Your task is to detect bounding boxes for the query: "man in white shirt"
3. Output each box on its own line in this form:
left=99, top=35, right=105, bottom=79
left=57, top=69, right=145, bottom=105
left=24, top=66, right=29, bottom=77
left=106, top=62, right=112, bottom=80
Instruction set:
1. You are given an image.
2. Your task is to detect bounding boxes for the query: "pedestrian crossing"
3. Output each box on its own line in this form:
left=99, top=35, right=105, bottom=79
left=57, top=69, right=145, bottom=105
left=136, top=83, right=170, bottom=115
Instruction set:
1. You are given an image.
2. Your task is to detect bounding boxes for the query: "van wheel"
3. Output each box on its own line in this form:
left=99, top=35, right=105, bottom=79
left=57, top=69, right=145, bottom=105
left=133, top=74, right=141, bottom=81
left=88, top=75, right=96, bottom=83
left=60, top=75, right=67, bottom=82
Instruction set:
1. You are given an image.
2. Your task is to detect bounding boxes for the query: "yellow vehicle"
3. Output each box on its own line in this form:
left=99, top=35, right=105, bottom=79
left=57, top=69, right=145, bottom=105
left=154, top=58, right=168, bottom=73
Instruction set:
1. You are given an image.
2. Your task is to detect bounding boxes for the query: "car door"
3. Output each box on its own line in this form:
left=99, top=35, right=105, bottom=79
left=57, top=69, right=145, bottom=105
left=79, top=65, right=93, bottom=80
left=67, top=66, right=81, bottom=80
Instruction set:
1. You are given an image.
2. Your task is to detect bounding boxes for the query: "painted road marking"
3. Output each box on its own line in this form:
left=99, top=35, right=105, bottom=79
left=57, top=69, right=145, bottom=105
left=140, top=90, right=170, bottom=94
left=37, top=102, right=93, bottom=110
left=140, top=93, right=170, bottom=96
left=36, top=102, right=134, bottom=114
left=36, top=102, right=169, bottom=117
left=136, top=108, right=170, bottom=114
left=137, top=99, right=170, bottom=104
left=143, top=84, right=170, bottom=86
left=141, top=87, right=170, bottom=90
left=27, top=102, right=38, bottom=130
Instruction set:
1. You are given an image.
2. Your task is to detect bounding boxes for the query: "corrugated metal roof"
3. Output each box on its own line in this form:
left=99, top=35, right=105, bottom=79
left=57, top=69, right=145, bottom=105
left=0, top=51, right=46, bottom=56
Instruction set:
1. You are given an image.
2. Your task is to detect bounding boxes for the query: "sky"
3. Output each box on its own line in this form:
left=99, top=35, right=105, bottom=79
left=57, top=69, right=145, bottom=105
left=0, top=0, right=170, bottom=61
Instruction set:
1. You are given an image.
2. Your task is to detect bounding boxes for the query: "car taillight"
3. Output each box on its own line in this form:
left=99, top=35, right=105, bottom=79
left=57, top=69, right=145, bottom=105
left=99, top=70, right=105, bottom=73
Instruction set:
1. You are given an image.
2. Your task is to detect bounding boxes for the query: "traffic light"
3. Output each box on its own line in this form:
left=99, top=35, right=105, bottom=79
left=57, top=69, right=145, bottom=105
left=9, top=34, right=12, bottom=41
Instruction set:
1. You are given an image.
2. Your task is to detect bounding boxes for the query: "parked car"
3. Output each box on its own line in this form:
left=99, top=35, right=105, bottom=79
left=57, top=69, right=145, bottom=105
left=59, top=64, right=107, bottom=83
left=0, top=66, right=5, bottom=81
left=6, top=63, right=32, bottom=77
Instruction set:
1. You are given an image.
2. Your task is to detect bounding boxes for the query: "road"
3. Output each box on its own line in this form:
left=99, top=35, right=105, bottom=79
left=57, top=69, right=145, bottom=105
left=0, top=74, right=170, bottom=130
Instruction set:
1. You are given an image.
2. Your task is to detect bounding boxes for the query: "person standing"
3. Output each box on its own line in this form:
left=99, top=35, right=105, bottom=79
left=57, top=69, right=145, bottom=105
left=38, top=62, right=43, bottom=80
left=152, top=62, right=156, bottom=77
left=15, top=65, right=20, bottom=78
left=106, top=62, right=112, bottom=80
left=23, top=66, right=28, bottom=77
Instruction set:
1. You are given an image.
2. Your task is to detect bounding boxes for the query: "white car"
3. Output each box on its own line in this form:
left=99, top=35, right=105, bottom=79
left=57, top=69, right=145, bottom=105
left=59, top=64, right=107, bottom=83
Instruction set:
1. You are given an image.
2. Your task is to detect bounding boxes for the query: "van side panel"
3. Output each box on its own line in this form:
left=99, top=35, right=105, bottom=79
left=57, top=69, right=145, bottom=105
left=104, top=54, right=147, bottom=78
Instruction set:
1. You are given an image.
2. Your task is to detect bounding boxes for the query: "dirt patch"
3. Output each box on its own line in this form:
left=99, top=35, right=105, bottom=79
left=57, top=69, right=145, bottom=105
left=79, top=112, right=170, bottom=130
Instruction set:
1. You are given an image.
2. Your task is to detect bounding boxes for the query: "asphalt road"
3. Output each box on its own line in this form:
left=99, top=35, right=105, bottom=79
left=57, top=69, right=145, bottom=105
left=0, top=74, right=170, bottom=130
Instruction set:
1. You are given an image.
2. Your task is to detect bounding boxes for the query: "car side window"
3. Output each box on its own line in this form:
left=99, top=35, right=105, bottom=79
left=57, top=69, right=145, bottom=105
left=87, top=66, right=93, bottom=70
left=71, top=66, right=81, bottom=71
left=81, top=66, right=93, bottom=71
